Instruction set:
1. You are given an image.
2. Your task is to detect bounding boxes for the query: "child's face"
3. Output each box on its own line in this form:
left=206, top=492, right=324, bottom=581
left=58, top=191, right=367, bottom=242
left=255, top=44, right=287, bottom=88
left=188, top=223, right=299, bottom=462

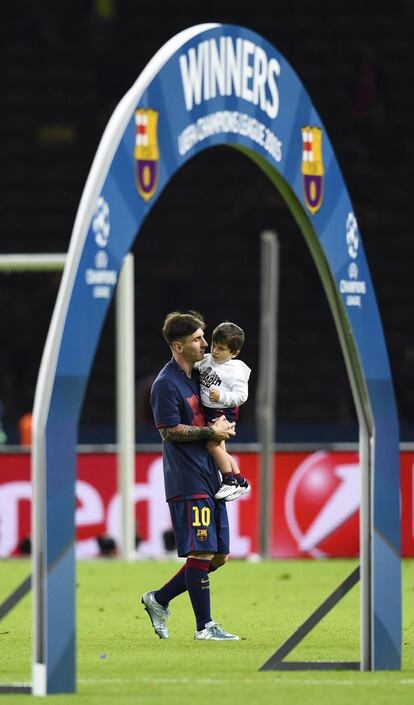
left=211, top=341, right=237, bottom=363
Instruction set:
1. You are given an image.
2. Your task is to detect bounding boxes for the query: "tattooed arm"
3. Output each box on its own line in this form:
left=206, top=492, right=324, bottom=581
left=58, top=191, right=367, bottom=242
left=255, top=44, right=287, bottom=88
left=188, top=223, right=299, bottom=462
left=160, top=425, right=215, bottom=443
left=159, top=416, right=236, bottom=443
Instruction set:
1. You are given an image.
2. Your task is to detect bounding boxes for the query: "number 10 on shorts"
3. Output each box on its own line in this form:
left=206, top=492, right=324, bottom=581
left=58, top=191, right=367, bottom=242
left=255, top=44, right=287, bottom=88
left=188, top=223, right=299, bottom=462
left=192, top=505, right=211, bottom=527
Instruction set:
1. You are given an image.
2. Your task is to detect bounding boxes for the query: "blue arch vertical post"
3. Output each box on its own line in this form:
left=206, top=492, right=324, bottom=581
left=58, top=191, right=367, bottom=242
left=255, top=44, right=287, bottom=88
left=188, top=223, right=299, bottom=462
left=32, top=23, right=400, bottom=694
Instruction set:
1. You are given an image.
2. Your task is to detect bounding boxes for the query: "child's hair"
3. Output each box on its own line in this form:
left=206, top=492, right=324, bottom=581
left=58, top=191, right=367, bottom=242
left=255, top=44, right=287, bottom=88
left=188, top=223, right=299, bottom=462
left=162, top=310, right=206, bottom=345
left=212, top=322, right=245, bottom=353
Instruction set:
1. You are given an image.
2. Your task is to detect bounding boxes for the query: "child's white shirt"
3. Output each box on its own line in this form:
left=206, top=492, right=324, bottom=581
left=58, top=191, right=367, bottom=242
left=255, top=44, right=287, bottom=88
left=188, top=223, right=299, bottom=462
left=195, top=353, right=251, bottom=409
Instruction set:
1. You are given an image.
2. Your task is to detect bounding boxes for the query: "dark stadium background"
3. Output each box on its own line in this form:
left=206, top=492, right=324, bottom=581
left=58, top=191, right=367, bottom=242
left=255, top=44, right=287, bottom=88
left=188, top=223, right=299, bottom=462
left=1, top=0, right=413, bottom=444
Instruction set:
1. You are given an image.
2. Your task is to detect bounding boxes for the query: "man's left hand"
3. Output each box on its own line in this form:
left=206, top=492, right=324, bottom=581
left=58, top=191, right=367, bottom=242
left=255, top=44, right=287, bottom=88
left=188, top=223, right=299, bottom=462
left=210, top=415, right=236, bottom=441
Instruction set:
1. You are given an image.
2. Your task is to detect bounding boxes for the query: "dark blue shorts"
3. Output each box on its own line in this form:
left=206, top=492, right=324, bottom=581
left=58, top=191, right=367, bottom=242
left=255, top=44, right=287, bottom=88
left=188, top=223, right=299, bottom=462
left=204, top=406, right=239, bottom=423
left=168, top=497, right=230, bottom=557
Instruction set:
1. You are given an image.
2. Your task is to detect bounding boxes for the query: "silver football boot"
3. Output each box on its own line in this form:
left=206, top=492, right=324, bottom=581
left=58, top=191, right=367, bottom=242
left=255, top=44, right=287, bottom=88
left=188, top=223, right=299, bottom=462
left=141, top=591, right=170, bottom=639
left=194, top=620, right=239, bottom=640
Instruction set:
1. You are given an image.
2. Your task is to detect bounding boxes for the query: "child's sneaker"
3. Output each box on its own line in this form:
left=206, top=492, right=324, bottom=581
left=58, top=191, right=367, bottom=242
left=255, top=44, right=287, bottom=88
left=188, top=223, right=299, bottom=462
left=214, top=476, right=239, bottom=500
left=224, top=477, right=251, bottom=501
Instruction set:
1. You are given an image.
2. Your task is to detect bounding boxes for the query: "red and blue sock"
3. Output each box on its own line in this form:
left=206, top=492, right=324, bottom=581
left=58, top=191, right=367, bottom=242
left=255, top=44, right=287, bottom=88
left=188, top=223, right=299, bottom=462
left=185, top=557, right=211, bottom=631
left=154, top=564, right=186, bottom=607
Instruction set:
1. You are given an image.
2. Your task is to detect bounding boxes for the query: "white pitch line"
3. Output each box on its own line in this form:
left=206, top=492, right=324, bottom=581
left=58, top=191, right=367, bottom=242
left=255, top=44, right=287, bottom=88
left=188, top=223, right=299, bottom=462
left=78, top=677, right=414, bottom=687
left=79, top=678, right=251, bottom=685
left=0, top=683, right=31, bottom=688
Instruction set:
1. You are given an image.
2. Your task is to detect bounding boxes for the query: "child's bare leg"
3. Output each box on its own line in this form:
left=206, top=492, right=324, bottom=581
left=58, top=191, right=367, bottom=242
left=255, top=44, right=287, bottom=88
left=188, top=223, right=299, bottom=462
left=208, top=440, right=243, bottom=500
left=208, top=439, right=251, bottom=500
left=228, top=454, right=241, bottom=476
left=207, top=440, right=233, bottom=476
left=207, top=440, right=243, bottom=478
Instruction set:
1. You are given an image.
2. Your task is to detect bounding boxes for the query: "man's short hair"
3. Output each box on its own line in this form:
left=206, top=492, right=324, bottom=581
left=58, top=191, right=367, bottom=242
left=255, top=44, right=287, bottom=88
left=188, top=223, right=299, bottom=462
left=162, top=311, right=206, bottom=345
left=212, top=322, right=245, bottom=353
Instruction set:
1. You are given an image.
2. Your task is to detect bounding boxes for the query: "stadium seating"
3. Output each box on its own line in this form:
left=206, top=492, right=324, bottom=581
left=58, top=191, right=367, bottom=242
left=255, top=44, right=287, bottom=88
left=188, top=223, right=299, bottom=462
left=2, top=0, right=413, bottom=442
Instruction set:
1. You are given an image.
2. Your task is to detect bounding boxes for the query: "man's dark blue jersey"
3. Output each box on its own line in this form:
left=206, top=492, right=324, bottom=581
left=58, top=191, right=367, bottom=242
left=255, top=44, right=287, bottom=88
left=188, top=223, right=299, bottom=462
left=150, top=358, right=221, bottom=500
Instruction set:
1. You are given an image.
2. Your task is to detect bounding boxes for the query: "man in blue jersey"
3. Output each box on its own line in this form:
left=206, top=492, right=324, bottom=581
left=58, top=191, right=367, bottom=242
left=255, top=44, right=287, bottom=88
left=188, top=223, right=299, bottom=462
left=142, top=311, right=239, bottom=641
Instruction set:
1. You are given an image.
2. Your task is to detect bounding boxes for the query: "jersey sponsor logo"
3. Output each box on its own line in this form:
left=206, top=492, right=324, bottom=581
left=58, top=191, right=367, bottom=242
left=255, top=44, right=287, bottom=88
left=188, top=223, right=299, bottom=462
left=134, top=108, right=159, bottom=202
left=301, top=126, right=324, bottom=214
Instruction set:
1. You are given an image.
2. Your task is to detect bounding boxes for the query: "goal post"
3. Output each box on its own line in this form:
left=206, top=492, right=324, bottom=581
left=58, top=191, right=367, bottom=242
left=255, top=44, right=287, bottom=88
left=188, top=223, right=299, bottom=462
left=0, top=252, right=136, bottom=563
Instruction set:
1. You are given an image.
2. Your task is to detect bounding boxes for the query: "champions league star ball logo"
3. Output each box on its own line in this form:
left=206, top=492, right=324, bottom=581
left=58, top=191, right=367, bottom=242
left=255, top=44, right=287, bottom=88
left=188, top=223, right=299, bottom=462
left=92, top=196, right=110, bottom=247
left=346, top=212, right=359, bottom=259
left=301, top=126, right=324, bottom=214
left=285, top=451, right=360, bottom=557
left=134, top=108, right=159, bottom=202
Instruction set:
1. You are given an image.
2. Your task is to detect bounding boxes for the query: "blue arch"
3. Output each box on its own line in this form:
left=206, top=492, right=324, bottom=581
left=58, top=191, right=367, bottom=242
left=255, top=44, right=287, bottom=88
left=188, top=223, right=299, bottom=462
left=32, top=24, right=400, bottom=694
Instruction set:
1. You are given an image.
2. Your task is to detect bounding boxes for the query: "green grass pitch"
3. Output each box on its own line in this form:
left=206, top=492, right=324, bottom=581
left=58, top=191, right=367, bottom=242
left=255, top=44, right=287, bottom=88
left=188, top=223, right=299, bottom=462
left=1, top=558, right=413, bottom=704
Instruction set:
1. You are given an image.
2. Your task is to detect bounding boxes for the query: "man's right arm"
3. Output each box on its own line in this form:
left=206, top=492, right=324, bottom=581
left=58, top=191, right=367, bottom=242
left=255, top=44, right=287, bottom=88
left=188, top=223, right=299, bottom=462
left=159, top=416, right=236, bottom=444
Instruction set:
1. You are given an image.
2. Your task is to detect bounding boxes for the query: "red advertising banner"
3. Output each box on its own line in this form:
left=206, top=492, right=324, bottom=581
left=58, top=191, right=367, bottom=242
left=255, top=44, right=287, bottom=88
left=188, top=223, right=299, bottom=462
left=0, top=450, right=412, bottom=558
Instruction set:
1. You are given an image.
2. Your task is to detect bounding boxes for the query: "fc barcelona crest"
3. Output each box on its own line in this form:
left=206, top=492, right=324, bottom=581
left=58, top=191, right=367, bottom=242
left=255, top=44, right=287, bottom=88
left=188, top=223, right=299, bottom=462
left=301, top=126, right=324, bottom=214
left=196, top=529, right=208, bottom=542
left=134, top=108, right=159, bottom=202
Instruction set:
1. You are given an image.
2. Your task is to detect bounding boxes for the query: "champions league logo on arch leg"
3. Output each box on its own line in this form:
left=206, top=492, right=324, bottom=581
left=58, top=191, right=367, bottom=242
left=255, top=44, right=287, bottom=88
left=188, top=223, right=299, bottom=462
left=301, top=126, right=324, bottom=214
left=134, top=108, right=159, bottom=202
